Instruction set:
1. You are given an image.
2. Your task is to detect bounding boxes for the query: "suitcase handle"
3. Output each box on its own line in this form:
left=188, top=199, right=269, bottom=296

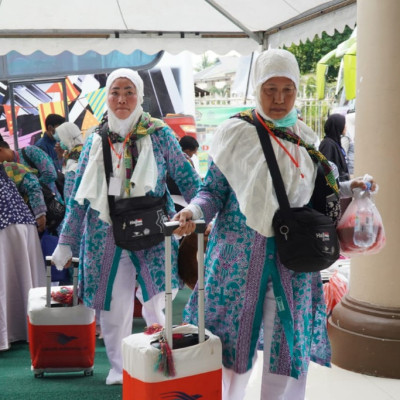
left=45, top=256, right=79, bottom=308
left=163, top=220, right=206, bottom=349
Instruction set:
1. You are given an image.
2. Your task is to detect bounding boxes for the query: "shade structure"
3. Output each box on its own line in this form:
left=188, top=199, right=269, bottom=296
left=0, top=0, right=356, bottom=56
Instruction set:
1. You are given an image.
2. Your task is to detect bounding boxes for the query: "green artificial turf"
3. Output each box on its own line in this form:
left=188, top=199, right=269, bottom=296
left=0, top=287, right=192, bottom=400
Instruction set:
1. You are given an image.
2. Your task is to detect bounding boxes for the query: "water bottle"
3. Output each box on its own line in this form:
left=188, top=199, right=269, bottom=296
left=353, top=188, right=376, bottom=248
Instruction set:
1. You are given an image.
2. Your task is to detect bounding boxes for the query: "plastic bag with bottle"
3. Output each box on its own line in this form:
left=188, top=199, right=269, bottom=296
left=336, top=178, right=386, bottom=257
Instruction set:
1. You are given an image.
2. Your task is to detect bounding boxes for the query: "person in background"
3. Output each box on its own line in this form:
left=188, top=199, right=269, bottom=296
left=53, top=122, right=84, bottom=203
left=0, top=139, right=63, bottom=205
left=319, top=113, right=350, bottom=182
left=179, top=135, right=199, bottom=168
left=51, top=68, right=202, bottom=385
left=35, top=113, right=66, bottom=172
left=340, top=130, right=355, bottom=176
left=173, top=49, right=340, bottom=400
left=0, top=163, right=45, bottom=351
left=2, top=160, right=47, bottom=233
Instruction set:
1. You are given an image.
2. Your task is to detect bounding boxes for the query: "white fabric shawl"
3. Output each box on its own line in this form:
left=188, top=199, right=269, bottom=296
left=75, top=133, right=158, bottom=225
left=209, top=117, right=318, bottom=237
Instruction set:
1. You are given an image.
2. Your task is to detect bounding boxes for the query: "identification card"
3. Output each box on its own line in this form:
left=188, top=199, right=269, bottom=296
left=108, top=175, right=122, bottom=196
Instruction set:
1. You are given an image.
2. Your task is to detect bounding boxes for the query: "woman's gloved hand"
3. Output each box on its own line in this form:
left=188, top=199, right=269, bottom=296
left=52, top=244, right=73, bottom=271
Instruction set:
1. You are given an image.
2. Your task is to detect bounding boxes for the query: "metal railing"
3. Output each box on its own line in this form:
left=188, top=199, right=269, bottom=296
left=195, top=94, right=335, bottom=139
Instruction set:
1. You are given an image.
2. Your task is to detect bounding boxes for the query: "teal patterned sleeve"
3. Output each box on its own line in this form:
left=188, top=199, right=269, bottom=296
left=19, top=172, right=47, bottom=217
left=23, top=145, right=58, bottom=185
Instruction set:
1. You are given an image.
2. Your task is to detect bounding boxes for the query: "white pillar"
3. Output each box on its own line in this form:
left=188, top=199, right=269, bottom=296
left=328, top=0, right=400, bottom=377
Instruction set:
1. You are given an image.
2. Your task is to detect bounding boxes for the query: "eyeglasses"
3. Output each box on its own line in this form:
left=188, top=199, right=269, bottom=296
left=262, top=86, right=296, bottom=97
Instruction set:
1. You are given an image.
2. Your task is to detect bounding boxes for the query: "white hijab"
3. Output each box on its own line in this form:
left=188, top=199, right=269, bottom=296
left=105, top=68, right=144, bottom=137
left=253, top=48, right=299, bottom=123
left=75, top=68, right=158, bottom=224
left=56, top=122, right=83, bottom=173
left=57, top=122, right=83, bottom=151
left=209, top=49, right=318, bottom=237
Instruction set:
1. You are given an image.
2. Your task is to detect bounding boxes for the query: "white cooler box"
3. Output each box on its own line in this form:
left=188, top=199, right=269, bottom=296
left=122, top=221, right=222, bottom=399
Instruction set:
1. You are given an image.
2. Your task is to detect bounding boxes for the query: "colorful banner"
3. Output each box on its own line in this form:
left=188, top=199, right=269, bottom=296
left=3, top=104, right=21, bottom=135
left=38, top=101, right=65, bottom=133
left=85, top=88, right=106, bottom=122
left=81, top=110, right=99, bottom=137
left=46, top=78, right=80, bottom=103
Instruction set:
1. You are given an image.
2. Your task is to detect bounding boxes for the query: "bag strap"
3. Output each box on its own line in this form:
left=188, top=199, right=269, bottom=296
left=99, top=123, right=116, bottom=213
left=252, top=110, right=291, bottom=213
left=100, top=123, right=167, bottom=213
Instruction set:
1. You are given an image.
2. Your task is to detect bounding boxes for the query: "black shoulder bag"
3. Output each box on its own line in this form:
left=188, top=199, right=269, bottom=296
left=100, top=125, right=168, bottom=251
left=252, top=111, right=340, bottom=272
left=21, top=148, right=65, bottom=233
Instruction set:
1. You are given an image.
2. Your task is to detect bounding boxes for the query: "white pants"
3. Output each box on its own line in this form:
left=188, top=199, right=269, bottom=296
left=100, top=250, right=171, bottom=374
left=222, top=282, right=308, bottom=400
left=136, top=285, right=166, bottom=327
left=0, top=224, right=45, bottom=350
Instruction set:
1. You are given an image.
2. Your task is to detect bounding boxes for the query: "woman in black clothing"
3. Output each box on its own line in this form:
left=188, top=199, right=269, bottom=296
left=319, top=113, right=350, bottom=181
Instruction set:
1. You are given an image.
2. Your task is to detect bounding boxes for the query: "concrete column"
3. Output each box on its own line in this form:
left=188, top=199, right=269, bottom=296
left=328, top=0, right=400, bottom=378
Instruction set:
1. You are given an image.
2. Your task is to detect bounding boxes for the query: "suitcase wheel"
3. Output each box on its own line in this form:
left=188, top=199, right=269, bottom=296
left=34, top=372, right=44, bottom=378
left=84, top=369, right=94, bottom=377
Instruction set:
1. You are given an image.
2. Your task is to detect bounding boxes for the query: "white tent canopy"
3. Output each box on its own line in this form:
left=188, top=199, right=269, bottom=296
left=0, top=0, right=356, bottom=56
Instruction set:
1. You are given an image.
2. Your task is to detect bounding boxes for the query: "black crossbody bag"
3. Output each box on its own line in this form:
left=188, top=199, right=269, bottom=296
left=100, top=125, right=168, bottom=251
left=252, top=111, right=340, bottom=272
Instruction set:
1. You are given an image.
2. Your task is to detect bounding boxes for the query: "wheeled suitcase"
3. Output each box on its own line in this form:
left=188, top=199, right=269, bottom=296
left=27, top=257, right=96, bottom=378
left=122, top=220, right=222, bottom=399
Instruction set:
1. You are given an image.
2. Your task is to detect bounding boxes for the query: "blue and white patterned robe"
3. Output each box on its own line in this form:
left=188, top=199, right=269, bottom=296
left=58, top=124, right=201, bottom=311
left=183, top=161, right=331, bottom=378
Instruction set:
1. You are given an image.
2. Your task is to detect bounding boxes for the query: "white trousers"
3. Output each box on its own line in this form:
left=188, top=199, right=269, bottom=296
left=100, top=250, right=171, bottom=374
left=100, top=252, right=136, bottom=374
left=222, top=282, right=308, bottom=400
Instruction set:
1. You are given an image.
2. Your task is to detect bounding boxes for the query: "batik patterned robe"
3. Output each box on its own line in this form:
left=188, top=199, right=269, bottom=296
left=183, top=161, right=331, bottom=378
left=58, top=124, right=201, bottom=310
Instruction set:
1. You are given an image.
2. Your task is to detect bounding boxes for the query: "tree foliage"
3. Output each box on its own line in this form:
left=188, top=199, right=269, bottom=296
left=284, top=26, right=353, bottom=82
left=194, top=53, right=218, bottom=72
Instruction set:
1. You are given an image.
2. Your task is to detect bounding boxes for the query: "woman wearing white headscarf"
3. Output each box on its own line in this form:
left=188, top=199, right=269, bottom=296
left=174, top=49, right=340, bottom=400
left=52, top=68, right=202, bottom=385
left=54, top=121, right=84, bottom=201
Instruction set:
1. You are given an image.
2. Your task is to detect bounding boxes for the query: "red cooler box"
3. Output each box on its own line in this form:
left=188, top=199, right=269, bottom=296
left=122, top=220, right=222, bottom=399
left=27, top=257, right=96, bottom=378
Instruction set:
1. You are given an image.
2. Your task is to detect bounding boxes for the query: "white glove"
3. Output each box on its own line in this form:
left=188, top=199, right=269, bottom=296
left=52, top=244, right=73, bottom=271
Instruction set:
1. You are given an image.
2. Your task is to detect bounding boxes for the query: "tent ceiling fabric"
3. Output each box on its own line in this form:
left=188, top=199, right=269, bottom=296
left=0, top=0, right=356, bottom=56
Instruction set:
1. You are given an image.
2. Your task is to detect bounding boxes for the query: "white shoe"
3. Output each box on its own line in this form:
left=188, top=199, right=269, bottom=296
left=106, top=368, right=123, bottom=385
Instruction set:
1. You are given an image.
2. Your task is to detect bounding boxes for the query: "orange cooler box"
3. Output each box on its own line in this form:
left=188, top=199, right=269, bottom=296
left=122, top=324, right=222, bottom=398
left=122, top=220, right=222, bottom=399
left=27, top=258, right=96, bottom=377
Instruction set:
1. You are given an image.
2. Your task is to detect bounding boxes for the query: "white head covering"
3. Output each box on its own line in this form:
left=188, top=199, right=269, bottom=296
left=252, top=49, right=300, bottom=121
left=105, top=68, right=144, bottom=137
left=56, top=122, right=83, bottom=151
left=208, top=48, right=318, bottom=237
left=75, top=67, right=157, bottom=222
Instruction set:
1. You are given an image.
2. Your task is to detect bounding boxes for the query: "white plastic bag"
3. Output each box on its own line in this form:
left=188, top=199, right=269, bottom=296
left=337, top=186, right=386, bottom=257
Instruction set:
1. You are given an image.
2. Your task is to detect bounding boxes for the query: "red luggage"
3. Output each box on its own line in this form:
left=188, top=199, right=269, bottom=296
left=27, top=257, right=96, bottom=378
left=122, top=220, right=222, bottom=399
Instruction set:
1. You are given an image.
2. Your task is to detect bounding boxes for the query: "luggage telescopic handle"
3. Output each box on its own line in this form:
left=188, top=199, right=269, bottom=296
left=163, top=220, right=206, bottom=235
left=45, top=256, right=79, bottom=308
left=163, top=220, right=206, bottom=349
